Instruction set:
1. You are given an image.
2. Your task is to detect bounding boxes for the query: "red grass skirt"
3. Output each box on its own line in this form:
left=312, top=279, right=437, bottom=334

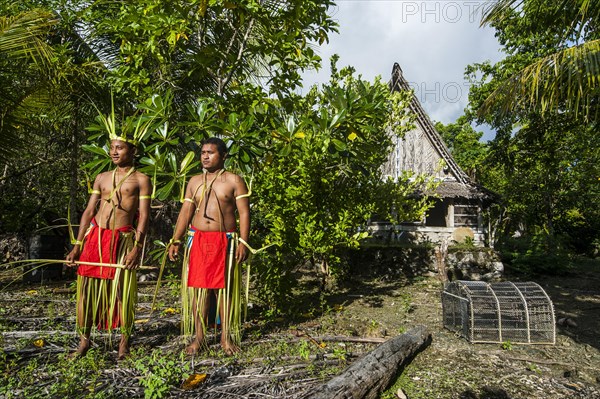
left=78, top=222, right=133, bottom=280
left=187, top=230, right=230, bottom=289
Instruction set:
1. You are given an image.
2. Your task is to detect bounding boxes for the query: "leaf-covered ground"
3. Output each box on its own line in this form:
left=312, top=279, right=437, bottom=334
left=1, top=259, right=599, bottom=398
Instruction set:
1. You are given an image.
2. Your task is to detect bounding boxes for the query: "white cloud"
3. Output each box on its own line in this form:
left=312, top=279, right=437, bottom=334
left=301, top=1, right=504, bottom=141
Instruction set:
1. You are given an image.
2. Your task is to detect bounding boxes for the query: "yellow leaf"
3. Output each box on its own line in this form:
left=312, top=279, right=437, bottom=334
left=294, top=132, right=306, bottom=139
left=348, top=132, right=358, bottom=141
left=33, top=339, right=44, bottom=348
left=163, top=307, right=178, bottom=315
left=319, top=342, right=327, bottom=348
left=26, top=290, right=37, bottom=295
left=135, top=318, right=149, bottom=324
left=182, top=373, right=207, bottom=390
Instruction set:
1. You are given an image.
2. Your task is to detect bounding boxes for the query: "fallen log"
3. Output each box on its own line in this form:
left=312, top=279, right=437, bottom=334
left=302, top=325, right=431, bottom=399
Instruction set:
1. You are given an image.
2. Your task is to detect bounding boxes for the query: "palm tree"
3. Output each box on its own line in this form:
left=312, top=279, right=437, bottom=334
left=479, top=0, right=600, bottom=121
left=0, top=9, right=56, bottom=162
left=0, top=8, right=110, bottom=229
left=0, top=9, right=55, bottom=58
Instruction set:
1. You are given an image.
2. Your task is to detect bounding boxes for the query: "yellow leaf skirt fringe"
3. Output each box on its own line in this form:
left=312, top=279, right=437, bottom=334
left=76, top=231, right=137, bottom=339
left=181, top=230, right=243, bottom=348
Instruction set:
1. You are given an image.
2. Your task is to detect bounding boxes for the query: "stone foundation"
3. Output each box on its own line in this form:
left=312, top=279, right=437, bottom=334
left=445, top=248, right=504, bottom=281
left=342, top=244, right=503, bottom=282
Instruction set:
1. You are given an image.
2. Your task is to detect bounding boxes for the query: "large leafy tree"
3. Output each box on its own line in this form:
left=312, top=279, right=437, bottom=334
left=466, top=0, right=600, bottom=256
left=485, top=116, right=599, bottom=238
left=434, top=117, right=488, bottom=182
left=53, top=0, right=338, bottom=201
left=249, top=64, right=433, bottom=308
left=0, top=0, right=337, bottom=233
left=75, top=0, right=336, bottom=100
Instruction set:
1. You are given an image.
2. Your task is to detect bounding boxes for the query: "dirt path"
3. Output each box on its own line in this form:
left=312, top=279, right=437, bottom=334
left=305, top=265, right=600, bottom=399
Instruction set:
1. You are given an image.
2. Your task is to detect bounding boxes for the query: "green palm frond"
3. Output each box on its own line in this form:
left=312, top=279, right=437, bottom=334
left=0, top=86, right=53, bottom=162
left=0, top=9, right=56, bottom=63
left=480, top=39, right=600, bottom=120
left=0, top=10, right=57, bottom=162
left=479, top=0, right=600, bottom=120
left=481, top=0, right=600, bottom=27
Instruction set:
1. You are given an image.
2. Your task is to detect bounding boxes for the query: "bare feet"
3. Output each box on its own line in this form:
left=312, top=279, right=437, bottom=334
left=221, top=339, right=240, bottom=356
left=70, top=336, right=90, bottom=358
left=117, top=336, right=130, bottom=360
left=185, top=339, right=203, bottom=356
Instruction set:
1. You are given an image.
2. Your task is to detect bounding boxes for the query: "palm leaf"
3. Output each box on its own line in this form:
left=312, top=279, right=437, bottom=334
left=0, top=10, right=57, bottom=162
left=0, top=9, right=56, bottom=63
left=480, top=39, right=600, bottom=121
left=479, top=0, right=600, bottom=120
left=481, top=0, right=600, bottom=27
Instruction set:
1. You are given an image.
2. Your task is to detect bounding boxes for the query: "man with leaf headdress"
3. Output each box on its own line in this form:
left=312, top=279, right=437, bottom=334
left=66, top=110, right=152, bottom=359
left=168, top=137, right=250, bottom=355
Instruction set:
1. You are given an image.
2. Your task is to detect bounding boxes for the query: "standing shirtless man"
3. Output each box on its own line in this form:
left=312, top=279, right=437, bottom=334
left=168, top=137, right=250, bottom=355
left=66, top=138, right=152, bottom=359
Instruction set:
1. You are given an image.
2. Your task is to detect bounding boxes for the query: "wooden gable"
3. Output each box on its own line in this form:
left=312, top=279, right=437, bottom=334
left=382, top=62, right=469, bottom=185
left=383, top=63, right=496, bottom=204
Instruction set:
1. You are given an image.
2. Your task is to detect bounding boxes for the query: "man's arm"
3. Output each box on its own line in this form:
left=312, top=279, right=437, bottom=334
left=123, top=173, right=152, bottom=269
left=136, top=174, right=152, bottom=244
left=65, top=175, right=102, bottom=265
left=168, top=176, right=199, bottom=261
left=234, top=175, right=250, bottom=263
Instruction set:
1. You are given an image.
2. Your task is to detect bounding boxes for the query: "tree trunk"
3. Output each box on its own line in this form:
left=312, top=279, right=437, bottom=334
left=303, top=325, right=431, bottom=399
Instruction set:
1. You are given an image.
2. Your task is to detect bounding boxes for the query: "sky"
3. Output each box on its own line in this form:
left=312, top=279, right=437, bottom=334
left=301, top=1, right=505, bottom=141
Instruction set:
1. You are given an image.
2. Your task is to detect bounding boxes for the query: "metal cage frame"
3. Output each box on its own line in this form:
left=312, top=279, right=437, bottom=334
left=442, top=280, right=556, bottom=344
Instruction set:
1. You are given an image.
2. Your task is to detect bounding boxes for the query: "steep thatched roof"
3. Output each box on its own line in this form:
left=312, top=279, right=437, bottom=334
left=384, top=63, right=495, bottom=201
left=429, top=181, right=495, bottom=201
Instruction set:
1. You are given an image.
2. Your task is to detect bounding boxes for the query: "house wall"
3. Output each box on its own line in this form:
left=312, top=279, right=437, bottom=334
left=383, top=126, right=455, bottom=182
left=370, top=197, right=487, bottom=246
left=424, top=198, right=481, bottom=229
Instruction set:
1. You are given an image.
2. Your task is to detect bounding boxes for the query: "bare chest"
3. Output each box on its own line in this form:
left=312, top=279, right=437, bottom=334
left=194, top=181, right=235, bottom=206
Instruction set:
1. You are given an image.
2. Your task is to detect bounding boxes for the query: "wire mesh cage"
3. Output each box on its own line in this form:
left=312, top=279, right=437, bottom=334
left=442, top=280, right=555, bottom=344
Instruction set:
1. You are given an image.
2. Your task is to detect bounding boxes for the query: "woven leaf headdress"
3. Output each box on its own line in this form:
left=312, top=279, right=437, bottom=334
left=88, top=93, right=172, bottom=146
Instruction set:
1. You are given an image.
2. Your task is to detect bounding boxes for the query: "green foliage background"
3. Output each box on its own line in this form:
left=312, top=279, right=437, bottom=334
left=464, top=0, right=600, bottom=263
left=0, top=1, right=435, bottom=309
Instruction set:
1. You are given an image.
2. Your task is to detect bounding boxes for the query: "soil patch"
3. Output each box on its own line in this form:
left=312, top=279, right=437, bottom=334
left=1, top=260, right=599, bottom=398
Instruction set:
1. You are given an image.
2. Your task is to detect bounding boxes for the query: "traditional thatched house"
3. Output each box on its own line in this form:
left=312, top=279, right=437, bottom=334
left=376, top=63, right=495, bottom=246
